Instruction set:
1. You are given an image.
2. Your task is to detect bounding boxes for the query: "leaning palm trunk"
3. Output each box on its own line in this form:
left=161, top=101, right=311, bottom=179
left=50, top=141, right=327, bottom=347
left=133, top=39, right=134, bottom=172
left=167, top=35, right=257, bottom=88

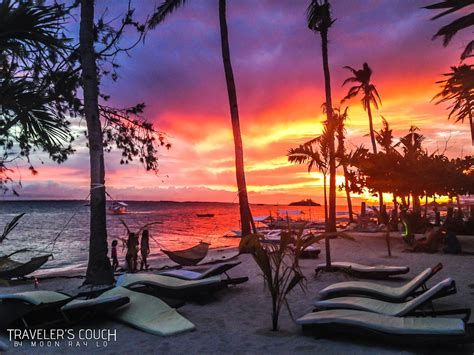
left=219, top=0, right=253, bottom=237
left=342, top=164, right=353, bottom=223
left=80, top=0, right=113, bottom=285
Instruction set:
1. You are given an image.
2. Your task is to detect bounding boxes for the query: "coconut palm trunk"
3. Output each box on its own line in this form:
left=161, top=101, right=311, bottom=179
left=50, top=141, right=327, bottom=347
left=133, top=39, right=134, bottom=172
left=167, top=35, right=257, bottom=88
left=320, top=25, right=336, bottom=268
left=218, top=0, right=253, bottom=236
left=366, top=100, right=385, bottom=212
left=323, top=173, right=328, bottom=228
left=468, top=102, right=474, bottom=145
left=80, top=0, right=114, bottom=285
left=366, top=101, right=377, bottom=154
left=342, top=165, right=354, bottom=223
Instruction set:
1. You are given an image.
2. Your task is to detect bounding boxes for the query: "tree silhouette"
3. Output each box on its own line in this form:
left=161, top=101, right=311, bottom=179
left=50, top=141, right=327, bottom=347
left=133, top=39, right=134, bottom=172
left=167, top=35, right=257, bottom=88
left=78, top=0, right=170, bottom=285
left=0, top=1, right=76, bottom=194
left=306, top=0, right=337, bottom=235
left=148, top=0, right=255, bottom=236
left=425, top=0, right=474, bottom=60
left=342, top=62, right=381, bottom=154
left=342, top=62, right=383, bottom=211
left=433, top=64, right=474, bottom=145
left=288, top=122, right=335, bottom=267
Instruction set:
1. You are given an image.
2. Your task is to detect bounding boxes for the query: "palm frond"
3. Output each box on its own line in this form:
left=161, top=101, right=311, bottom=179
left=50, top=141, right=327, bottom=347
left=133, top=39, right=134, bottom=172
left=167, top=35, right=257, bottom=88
left=0, top=213, right=25, bottom=242
left=433, top=12, right=474, bottom=46
left=148, top=0, right=188, bottom=29
left=424, top=0, right=474, bottom=20
left=306, top=0, right=335, bottom=32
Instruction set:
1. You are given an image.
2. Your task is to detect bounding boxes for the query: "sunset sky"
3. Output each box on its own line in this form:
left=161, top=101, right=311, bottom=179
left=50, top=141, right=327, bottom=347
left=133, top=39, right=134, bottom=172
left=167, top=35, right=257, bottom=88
left=9, top=0, right=474, bottom=204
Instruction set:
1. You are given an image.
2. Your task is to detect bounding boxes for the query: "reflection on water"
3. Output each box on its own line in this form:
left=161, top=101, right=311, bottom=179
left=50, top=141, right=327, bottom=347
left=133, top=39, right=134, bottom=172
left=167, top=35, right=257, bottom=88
left=0, top=200, right=353, bottom=271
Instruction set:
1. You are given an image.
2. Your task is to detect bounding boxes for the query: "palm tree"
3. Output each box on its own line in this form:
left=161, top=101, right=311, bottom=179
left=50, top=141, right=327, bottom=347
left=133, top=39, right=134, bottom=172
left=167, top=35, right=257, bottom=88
left=395, top=126, right=426, bottom=214
left=288, top=123, right=333, bottom=267
left=341, top=63, right=381, bottom=154
left=288, top=132, right=329, bottom=227
left=433, top=64, right=474, bottom=145
left=80, top=0, right=114, bottom=285
left=306, top=0, right=337, bottom=234
left=425, top=0, right=474, bottom=60
left=342, top=62, right=383, bottom=212
left=375, top=116, right=399, bottom=208
left=148, top=0, right=255, bottom=236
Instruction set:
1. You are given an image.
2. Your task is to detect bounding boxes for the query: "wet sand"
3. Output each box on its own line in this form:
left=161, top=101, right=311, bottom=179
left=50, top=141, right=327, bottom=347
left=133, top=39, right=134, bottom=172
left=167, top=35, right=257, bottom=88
left=1, top=232, right=474, bottom=354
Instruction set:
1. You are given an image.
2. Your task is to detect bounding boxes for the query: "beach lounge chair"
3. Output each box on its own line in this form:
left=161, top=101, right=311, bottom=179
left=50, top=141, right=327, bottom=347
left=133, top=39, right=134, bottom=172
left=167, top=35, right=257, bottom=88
left=0, top=289, right=129, bottom=329
left=319, top=263, right=444, bottom=302
left=162, top=242, right=210, bottom=266
left=315, top=262, right=409, bottom=279
left=0, top=254, right=51, bottom=280
left=102, top=286, right=195, bottom=336
left=314, top=278, right=463, bottom=317
left=297, top=309, right=474, bottom=346
left=116, top=273, right=248, bottom=300
left=158, top=261, right=241, bottom=281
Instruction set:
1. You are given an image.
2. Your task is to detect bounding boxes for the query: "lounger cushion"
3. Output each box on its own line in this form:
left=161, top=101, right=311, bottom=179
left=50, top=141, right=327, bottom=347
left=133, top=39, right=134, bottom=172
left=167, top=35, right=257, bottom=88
left=0, top=340, right=7, bottom=351
left=316, top=262, right=408, bottom=274
left=0, top=291, right=69, bottom=305
left=297, top=309, right=465, bottom=335
left=315, top=278, right=454, bottom=316
left=158, top=270, right=203, bottom=280
left=62, top=295, right=127, bottom=311
left=101, top=286, right=195, bottom=336
left=319, top=267, right=432, bottom=299
left=116, top=273, right=222, bottom=289
left=158, top=262, right=241, bottom=281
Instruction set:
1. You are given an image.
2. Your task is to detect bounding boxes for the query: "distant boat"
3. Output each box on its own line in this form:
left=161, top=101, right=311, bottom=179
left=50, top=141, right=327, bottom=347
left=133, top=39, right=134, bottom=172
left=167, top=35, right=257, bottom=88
left=289, top=199, right=321, bottom=206
left=109, top=201, right=128, bottom=215
left=196, top=213, right=215, bottom=218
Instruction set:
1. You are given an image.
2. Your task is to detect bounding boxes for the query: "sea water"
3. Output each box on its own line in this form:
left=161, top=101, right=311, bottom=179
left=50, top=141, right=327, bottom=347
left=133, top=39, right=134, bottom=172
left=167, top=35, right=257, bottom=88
left=0, top=200, right=355, bottom=272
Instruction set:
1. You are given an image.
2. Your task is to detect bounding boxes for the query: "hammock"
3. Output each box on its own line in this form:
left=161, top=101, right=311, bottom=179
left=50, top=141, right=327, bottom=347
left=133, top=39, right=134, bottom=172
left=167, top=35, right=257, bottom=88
left=0, top=254, right=51, bottom=280
left=161, top=242, right=210, bottom=266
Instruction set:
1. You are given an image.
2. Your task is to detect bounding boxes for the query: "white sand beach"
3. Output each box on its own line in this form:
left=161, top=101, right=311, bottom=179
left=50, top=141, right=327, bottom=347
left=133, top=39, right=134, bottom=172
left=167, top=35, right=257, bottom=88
left=1, top=233, right=474, bottom=354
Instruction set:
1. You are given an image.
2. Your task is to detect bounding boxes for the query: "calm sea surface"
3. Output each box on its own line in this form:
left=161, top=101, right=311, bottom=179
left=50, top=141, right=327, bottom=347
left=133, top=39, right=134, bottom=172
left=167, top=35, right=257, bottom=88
left=0, top=201, right=357, bottom=272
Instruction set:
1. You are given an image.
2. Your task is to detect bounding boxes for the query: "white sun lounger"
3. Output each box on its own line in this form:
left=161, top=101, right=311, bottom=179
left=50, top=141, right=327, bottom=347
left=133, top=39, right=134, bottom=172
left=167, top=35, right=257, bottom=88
left=296, top=309, right=474, bottom=346
left=315, top=278, right=456, bottom=316
left=116, top=273, right=222, bottom=289
left=315, top=262, right=409, bottom=279
left=0, top=289, right=129, bottom=329
left=158, top=261, right=241, bottom=281
left=297, top=309, right=466, bottom=335
left=100, top=286, right=195, bottom=336
left=319, top=263, right=443, bottom=301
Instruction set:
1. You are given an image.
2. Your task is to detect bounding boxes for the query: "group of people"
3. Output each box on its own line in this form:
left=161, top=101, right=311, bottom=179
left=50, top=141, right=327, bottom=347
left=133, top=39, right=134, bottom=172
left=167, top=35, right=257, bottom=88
left=110, top=229, right=151, bottom=272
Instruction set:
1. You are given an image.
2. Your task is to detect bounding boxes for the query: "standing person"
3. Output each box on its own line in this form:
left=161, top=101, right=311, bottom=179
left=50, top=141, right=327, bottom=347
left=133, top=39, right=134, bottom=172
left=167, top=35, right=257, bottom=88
left=111, top=240, right=119, bottom=271
left=140, top=229, right=151, bottom=271
left=126, top=232, right=139, bottom=272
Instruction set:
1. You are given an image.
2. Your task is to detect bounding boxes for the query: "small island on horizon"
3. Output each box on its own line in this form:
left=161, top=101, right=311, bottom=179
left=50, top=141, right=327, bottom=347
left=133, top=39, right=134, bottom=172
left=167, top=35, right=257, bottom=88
left=288, top=198, right=321, bottom=206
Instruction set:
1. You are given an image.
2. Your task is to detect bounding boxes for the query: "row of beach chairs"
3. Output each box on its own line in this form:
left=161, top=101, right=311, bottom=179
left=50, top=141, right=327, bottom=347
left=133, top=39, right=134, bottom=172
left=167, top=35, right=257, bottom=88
left=0, top=262, right=246, bottom=337
left=297, top=263, right=474, bottom=346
